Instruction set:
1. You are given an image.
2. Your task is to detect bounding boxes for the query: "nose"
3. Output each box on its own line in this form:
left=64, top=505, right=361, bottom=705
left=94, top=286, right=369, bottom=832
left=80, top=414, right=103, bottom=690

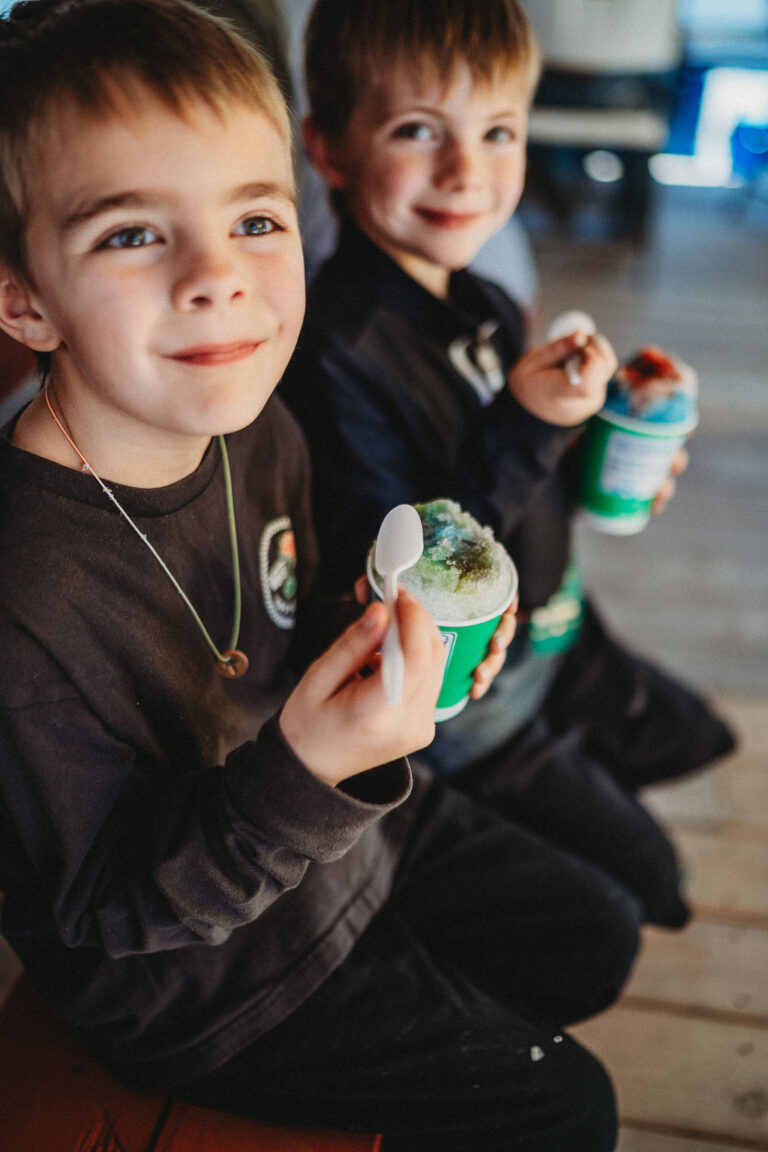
left=171, top=238, right=248, bottom=311
left=433, top=136, right=480, bottom=191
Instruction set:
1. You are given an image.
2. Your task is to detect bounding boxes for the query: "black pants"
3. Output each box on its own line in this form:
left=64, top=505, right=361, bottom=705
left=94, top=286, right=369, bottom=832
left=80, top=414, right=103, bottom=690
left=182, top=780, right=641, bottom=1151
left=447, top=600, right=736, bottom=929
left=453, top=712, right=692, bottom=929
left=544, top=600, right=736, bottom=793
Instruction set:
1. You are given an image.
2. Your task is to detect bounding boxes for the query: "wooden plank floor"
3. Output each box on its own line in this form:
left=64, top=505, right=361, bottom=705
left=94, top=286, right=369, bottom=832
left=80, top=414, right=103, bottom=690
left=529, top=177, right=768, bottom=1148
left=531, top=178, right=768, bottom=1146
left=573, top=696, right=768, bottom=1151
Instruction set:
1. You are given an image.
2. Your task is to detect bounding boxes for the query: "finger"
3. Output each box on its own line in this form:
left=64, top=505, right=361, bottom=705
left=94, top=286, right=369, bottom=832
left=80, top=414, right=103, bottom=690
left=302, top=600, right=390, bottom=702
left=591, top=332, right=615, bottom=357
left=396, top=590, right=447, bottom=704
left=528, top=333, right=589, bottom=372
left=396, top=588, right=443, bottom=658
left=670, top=447, right=689, bottom=477
left=474, top=646, right=505, bottom=681
left=652, top=476, right=676, bottom=515
left=489, top=607, right=517, bottom=652
left=581, top=333, right=617, bottom=372
left=354, top=573, right=372, bottom=605
left=473, top=603, right=517, bottom=689
left=471, top=649, right=505, bottom=697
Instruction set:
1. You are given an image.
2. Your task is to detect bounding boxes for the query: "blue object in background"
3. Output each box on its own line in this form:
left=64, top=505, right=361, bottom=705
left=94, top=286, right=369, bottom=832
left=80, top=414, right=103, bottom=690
left=665, top=66, right=708, bottom=155
left=731, top=120, right=768, bottom=181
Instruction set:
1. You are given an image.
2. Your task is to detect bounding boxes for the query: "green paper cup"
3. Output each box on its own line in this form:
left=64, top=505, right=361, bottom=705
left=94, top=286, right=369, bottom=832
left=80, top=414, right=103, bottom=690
left=580, top=407, right=698, bottom=535
left=367, top=548, right=518, bottom=722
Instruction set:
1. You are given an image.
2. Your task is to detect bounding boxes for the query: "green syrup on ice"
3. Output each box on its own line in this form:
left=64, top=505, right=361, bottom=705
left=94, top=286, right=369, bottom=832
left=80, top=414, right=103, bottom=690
left=415, top=500, right=495, bottom=589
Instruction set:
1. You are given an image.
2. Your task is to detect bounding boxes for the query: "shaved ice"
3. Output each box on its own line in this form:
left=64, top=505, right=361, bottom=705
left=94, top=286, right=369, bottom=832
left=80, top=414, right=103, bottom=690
left=373, top=499, right=515, bottom=623
left=580, top=346, right=699, bottom=534
left=604, top=346, right=697, bottom=425
left=369, top=500, right=517, bottom=718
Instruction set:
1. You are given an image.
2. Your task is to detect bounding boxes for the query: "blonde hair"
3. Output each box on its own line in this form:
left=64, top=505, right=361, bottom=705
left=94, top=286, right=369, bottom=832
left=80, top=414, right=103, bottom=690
left=0, top=0, right=292, bottom=279
left=305, top=0, right=540, bottom=143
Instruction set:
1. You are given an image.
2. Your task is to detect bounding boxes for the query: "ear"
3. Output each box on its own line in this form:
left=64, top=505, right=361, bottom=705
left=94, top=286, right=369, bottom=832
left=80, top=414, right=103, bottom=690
left=0, top=272, right=61, bottom=352
left=302, top=115, right=348, bottom=191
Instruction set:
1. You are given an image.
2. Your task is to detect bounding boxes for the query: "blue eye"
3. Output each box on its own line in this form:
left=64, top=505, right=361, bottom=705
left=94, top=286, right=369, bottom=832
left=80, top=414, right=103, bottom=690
left=236, top=216, right=278, bottom=236
left=101, top=226, right=159, bottom=249
left=393, top=122, right=434, bottom=142
left=485, top=126, right=515, bottom=143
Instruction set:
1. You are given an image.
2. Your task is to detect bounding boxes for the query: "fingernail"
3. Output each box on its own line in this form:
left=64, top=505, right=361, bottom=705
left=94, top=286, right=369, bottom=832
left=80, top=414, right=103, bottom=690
left=361, top=603, right=380, bottom=629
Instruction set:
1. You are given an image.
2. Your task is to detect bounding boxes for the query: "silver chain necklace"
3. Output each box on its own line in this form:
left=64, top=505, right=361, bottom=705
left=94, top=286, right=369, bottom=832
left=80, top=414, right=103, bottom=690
left=44, top=384, right=249, bottom=678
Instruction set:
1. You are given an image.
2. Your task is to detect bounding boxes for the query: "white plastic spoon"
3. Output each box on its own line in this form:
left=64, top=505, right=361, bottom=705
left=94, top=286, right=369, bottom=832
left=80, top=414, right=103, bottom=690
left=547, top=310, right=597, bottom=387
left=374, top=504, right=424, bottom=706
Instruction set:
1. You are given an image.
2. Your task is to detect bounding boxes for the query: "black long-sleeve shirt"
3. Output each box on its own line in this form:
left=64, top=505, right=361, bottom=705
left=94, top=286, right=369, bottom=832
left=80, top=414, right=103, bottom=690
left=0, top=396, right=423, bottom=1089
left=280, top=222, right=579, bottom=612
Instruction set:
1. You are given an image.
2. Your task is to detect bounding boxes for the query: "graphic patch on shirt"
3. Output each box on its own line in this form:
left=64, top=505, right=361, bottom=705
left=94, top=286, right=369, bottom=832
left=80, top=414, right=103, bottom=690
left=259, top=516, right=298, bottom=629
left=528, top=556, right=584, bottom=656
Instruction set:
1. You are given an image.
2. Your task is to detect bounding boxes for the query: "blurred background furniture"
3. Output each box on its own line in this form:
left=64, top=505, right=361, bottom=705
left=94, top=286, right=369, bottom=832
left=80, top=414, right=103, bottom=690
left=523, top=0, right=683, bottom=242
left=521, top=0, right=768, bottom=238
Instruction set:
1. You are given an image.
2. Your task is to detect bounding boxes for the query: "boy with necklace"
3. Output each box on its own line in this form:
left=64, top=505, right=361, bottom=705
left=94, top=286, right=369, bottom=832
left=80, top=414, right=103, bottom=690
left=0, top=1, right=640, bottom=1146
left=281, top=0, right=735, bottom=930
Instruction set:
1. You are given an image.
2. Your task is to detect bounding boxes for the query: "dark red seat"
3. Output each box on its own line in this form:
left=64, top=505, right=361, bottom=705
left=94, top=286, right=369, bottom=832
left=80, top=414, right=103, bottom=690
left=0, top=975, right=381, bottom=1152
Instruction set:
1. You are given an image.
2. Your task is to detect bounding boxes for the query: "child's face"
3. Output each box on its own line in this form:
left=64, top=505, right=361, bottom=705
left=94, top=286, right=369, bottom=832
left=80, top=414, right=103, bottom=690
left=19, top=87, right=305, bottom=451
left=321, top=61, right=531, bottom=298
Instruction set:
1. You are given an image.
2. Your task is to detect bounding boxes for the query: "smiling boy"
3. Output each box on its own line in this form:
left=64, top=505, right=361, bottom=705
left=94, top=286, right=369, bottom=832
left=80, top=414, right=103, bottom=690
left=10, top=92, right=303, bottom=480
left=0, top=1, right=644, bottom=1147
left=281, top=0, right=735, bottom=930
left=0, top=0, right=444, bottom=1091
left=313, top=63, right=532, bottom=301
left=284, top=0, right=612, bottom=595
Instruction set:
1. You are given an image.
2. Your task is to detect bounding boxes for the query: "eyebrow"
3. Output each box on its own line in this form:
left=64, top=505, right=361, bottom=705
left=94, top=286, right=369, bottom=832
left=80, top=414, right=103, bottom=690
left=232, top=181, right=297, bottom=206
left=60, top=181, right=296, bottom=232
left=383, top=101, right=524, bottom=123
left=60, top=191, right=154, bottom=232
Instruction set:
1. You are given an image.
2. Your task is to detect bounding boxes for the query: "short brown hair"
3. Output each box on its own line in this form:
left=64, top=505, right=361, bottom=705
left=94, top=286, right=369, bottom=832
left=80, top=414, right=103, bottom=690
left=0, top=0, right=292, bottom=279
left=304, top=0, right=540, bottom=143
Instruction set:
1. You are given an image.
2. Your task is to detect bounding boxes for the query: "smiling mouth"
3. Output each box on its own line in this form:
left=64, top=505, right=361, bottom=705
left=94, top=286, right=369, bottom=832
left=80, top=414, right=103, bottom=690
left=171, top=342, right=262, bottom=366
left=416, top=208, right=483, bottom=230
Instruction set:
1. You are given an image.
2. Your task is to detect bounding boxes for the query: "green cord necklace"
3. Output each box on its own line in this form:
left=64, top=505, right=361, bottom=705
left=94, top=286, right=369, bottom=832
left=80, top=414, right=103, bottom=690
left=45, top=385, right=249, bottom=678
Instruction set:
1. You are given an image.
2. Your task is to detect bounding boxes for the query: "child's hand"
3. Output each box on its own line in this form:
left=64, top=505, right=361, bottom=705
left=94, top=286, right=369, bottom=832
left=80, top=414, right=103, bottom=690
left=652, top=445, right=690, bottom=517
left=507, top=333, right=617, bottom=427
left=280, top=590, right=444, bottom=787
left=470, top=597, right=517, bottom=700
left=355, top=576, right=517, bottom=701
